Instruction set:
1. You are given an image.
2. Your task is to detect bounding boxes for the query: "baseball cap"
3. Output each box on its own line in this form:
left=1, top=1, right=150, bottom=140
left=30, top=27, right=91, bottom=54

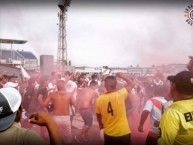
left=167, top=71, right=193, bottom=95
left=0, top=88, right=22, bottom=131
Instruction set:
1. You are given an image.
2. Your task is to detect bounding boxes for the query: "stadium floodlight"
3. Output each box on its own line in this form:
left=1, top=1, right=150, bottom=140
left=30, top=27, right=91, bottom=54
left=58, top=0, right=71, bottom=12
left=58, top=0, right=64, bottom=11
left=57, top=0, right=71, bottom=71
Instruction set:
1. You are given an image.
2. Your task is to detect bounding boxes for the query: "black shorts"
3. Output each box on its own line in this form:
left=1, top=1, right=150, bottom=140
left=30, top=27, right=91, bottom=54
left=79, top=108, right=93, bottom=127
left=145, top=134, right=157, bottom=145
left=104, top=133, right=131, bottom=145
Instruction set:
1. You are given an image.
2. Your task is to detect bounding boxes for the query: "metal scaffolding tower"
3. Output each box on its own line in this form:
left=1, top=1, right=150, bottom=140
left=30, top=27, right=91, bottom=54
left=57, top=0, right=71, bottom=69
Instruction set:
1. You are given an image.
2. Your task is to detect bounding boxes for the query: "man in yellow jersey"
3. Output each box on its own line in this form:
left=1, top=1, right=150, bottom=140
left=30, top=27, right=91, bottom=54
left=157, top=70, right=193, bottom=145
left=96, top=73, right=135, bottom=145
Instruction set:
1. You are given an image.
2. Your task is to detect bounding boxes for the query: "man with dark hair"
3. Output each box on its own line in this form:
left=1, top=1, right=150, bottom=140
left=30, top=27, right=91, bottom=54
left=0, top=87, right=63, bottom=145
left=75, top=80, right=99, bottom=143
left=157, top=70, right=193, bottom=145
left=138, top=85, right=167, bottom=145
left=44, top=79, right=76, bottom=145
left=77, top=73, right=88, bottom=88
left=96, top=73, right=134, bottom=145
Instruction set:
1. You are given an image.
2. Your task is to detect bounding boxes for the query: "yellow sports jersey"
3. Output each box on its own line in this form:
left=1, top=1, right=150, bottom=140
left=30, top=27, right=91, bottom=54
left=96, top=88, right=131, bottom=137
left=158, top=99, right=193, bottom=145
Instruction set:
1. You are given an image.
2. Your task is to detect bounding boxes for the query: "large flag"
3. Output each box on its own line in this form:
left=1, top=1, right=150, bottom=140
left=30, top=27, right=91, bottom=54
left=20, top=65, right=30, bottom=79
left=102, top=67, right=111, bottom=76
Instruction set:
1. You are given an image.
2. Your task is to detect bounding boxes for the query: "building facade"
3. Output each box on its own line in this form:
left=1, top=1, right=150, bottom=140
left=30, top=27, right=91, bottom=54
left=0, top=49, right=38, bottom=70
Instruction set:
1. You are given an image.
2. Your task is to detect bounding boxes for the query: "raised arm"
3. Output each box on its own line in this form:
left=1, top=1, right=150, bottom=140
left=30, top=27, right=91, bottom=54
left=116, top=72, right=135, bottom=92
left=29, top=112, right=64, bottom=145
left=187, top=56, right=193, bottom=73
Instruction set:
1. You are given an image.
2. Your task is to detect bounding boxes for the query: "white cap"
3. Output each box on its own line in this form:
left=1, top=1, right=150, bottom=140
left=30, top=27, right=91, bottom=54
left=0, top=88, right=22, bottom=131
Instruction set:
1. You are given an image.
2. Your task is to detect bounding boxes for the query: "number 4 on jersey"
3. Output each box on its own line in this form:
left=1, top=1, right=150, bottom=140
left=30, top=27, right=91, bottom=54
left=107, top=102, right=114, bottom=116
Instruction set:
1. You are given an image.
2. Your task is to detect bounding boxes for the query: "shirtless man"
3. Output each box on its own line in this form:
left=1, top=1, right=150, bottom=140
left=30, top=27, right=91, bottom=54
left=44, top=79, right=76, bottom=145
left=75, top=80, right=98, bottom=143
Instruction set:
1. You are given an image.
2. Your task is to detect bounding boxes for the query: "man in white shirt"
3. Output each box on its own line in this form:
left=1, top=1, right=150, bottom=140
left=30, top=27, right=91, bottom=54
left=138, top=85, right=167, bottom=145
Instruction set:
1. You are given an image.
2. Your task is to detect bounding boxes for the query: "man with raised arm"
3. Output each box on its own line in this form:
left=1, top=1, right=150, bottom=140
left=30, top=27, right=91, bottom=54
left=96, top=73, right=135, bottom=145
left=75, top=80, right=99, bottom=143
left=138, top=85, right=167, bottom=145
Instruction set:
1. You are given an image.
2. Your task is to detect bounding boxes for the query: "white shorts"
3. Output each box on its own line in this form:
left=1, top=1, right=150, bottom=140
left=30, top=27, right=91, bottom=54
left=53, top=115, right=72, bottom=144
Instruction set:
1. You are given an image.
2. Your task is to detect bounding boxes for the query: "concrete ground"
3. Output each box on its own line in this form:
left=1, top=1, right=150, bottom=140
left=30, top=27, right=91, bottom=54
left=22, top=95, right=150, bottom=145
left=71, top=114, right=103, bottom=145
left=22, top=113, right=103, bottom=145
left=22, top=111, right=149, bottom=145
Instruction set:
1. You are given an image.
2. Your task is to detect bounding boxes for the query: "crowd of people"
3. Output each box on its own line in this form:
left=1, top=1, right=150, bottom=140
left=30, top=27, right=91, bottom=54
left=0, top=56, right=193, bottom=145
